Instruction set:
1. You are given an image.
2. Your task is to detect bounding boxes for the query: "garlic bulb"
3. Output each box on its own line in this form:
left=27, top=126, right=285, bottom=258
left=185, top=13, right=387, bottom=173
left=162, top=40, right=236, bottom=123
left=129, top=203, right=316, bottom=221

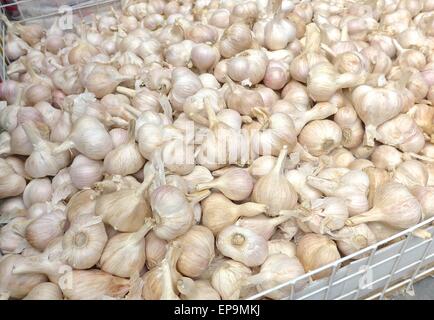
left=299, top=197, right=349, bottom=235
left=268, top=239, right=296, bottom=258
left=23, top=282, right=63, bottom=300
left=334, top=105, right=364, bottom=149
left=80, top=63, right=132, bottom=98
left=393, top=160, right=428, bottom=188
left=308, top=62, right=366, bottom=102
left=0, top=254, right=47, bottom=299
left=411, top=186, right=434, bottom=219
left=263, top=14, right=297, bottom=50
left=142, top=244, right=182, bottom=300
left=219, top=23, right=253, bottom=58
left=22, top=121, right=70, bottom=178
left=296, top=233, right=341, bottom=280
left=0, top=217, right=29, bottom=254
left=69, top=155, right=103, bottom=189
left=25, top=209, right=66, bottom=252
left=307, top=170, right=369, bottom=216
left=376, top=114, right=425, bottom=153
left=104, top=120, right=144, bottom=176
left=236, top=211, right=297, bottom=240
left=298, top=120, right=342, bottom=156
left=196, top=168, right=253, bottom=201
left=224, top=77, right=265, bottom=116
left=216, top=225, right=268, bottom=267
left=285, top=163, right=322, bottom=202
left=95, top=173, right=154, bottom=232
left=145, top=231, right=167, bottom=269
left=169, top=67, right=203, bottom=111
left=211, top=260, right=252, bottom=300
left=191, top=44, right=220, bottom=73
left=66, top=189, right=97, bottom=222
left=290, top=23, right=327, bottom=83
left=55, top=116, right=113, bottom=160
left=227, top=49, right=268, bottom=85
left=252, top=146, right=298, bottom=216
left=243, top=254, right=305, bottom=300
left=62, top=214, right=108, bottom=269
left=177, top=225, right=215, bottom=278
left=60, top=270, right=129, bottom=300
left=0, top=158, right=26, bottom=199
left=22, top=178, right=52, bottom=208
left=329, top=224, right=376, bottom=257
left=201, top=192, right=268, bottom=234
left=352, top=84, right=404, bottom=146
left=150, top=185, right=190, bottom=240
left=100, top=218, right=154, bottom=277
left=177, top=277, right=220, bottom=300
left=346, top=182, right=422, bottom=229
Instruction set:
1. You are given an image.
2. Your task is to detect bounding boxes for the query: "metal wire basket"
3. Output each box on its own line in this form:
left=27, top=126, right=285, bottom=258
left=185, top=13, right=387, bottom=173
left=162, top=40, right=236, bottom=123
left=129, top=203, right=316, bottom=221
left=1, top=0, right=433, bottom=300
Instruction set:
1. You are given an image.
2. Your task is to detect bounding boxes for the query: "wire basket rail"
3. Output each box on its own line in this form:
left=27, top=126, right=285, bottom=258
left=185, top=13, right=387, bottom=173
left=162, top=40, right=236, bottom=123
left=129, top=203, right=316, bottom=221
left=1, top=0, right=434, bottom=301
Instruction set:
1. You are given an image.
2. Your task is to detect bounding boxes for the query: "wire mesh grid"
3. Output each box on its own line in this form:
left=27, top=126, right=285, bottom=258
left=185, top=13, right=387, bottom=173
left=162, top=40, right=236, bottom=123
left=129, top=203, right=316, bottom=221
left=1, top=0, right=434, bottom=300
left=0, top=0, right=122, bottom=80
left=247, top=216, right=434, bottom=300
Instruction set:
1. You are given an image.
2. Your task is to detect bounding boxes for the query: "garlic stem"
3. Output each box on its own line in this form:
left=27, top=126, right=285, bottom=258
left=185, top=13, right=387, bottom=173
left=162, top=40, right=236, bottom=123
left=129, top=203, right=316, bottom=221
left=116, top=86, right=136, bottom=97
left=273, top=145, right=288, bottom=175
left=128, top=218, right=155, bottom=243
left=306, top=176, right=339, bottom=194
left=346, top=207, right=383, bottom=226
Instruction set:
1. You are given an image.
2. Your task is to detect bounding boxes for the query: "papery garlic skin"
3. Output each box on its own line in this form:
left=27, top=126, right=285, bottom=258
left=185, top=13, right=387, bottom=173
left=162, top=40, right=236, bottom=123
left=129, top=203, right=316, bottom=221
left=99, top=219, right=154, bottom=278
left=346, top=182, right=422, bottom=229
left=151, top=185, right=194, bottom=240
left=216, top=225, right=268, bottom=267
left=23, top=282, right=63, bottom=300
left=62, top=214, right=108, bottom=269
left=298, top=120, right=342, bottom=157
left=211, top=260, right=252, bottom=300
left=252, top=146, right=298, bottom=216
left=296, top=233, right=341, bottom=280
left=243, top=254, right=306, bottom=300
left=177, top=225, right=215, bottom=278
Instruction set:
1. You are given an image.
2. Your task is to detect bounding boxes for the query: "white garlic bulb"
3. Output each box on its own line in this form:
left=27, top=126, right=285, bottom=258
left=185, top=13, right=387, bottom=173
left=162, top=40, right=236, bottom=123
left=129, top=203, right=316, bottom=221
left=62, top=214, right=108, bottom=269
left=201, top=193, right=268, bottom=235
left=252, top=146, right=298, bottom=216
left=104, top=120, right=145, bottom=176
left=346, top=182, right=422, bottom=229
left=100, top=219, right=154, bottom=277
left=296, top=233, right=341, bottom=280
left=177, top=225, right=215, bottom=278
left=211, top=259, right=252, bottom=300
left=216, top=225, right=268, bottom=267
left=243, top=254, right=305, bottom=300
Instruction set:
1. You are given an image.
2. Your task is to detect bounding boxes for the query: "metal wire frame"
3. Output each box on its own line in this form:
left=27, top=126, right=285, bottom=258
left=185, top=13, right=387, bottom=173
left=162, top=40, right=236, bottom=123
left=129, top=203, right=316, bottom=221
left=1, top=0, right=434, bottom=301
left=246, top=216, right=434, bottom=300
left=0, top=0, right=121, bottom=80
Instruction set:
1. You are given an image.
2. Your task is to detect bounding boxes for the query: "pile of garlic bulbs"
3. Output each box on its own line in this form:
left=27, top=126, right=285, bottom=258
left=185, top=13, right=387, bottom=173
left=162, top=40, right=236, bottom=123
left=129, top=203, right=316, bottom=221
left=1, top=0, right=434, bottom=300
